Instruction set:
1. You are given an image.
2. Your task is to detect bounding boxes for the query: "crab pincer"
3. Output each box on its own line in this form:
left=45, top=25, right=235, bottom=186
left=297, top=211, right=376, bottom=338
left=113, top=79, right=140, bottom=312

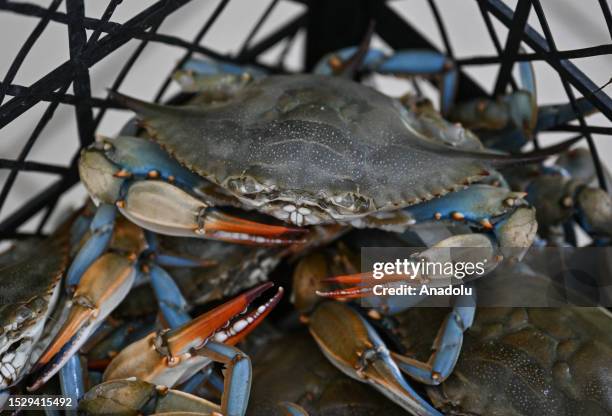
left=116, top=179, right=305, bottom=246
left=28, top=252, right=138, bottom=391
left=101, top=282, right=283, bottom=416
left=309, top=302, right=443, bottom=416
left=79, top=135, right=305, bottom=247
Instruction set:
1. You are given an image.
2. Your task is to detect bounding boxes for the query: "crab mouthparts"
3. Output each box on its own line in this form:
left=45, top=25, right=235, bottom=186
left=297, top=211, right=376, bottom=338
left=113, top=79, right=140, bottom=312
left=167, top=282, right=283, bottom=353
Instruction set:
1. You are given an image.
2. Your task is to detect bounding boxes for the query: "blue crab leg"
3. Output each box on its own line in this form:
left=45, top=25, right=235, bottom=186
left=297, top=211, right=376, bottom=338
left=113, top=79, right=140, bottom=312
left=536, top=97, right=597, bottom=132
left=199, top=341, right=252, bottom=416
left=69, top=204, right=95, bottom=247
left=313, top=46, right=386, bottom=76
left=376, top=50, right=458, bottom=115
left=391, top=293, right=476, bottom=385
left=180, top=366, right=226, bottom=398
left=144, top=231, right=215, bottom=268
left=518, top=59, right=536, bottom=98
left=155, top=254, right=215, bottom=268
left=317, top=234, right=498, bottom=307
left=309, top=302, right=442, bottom=416
left=148, top=263, right=191, bottom=329
left=277, top=402, right=310, bottom=416
left=65, top=204, right=116, bottom=288
left=183, top=57, right=267, bottom=78
left=403, top=184, right=527, bottom=231
left=314, top=47, right=458, bottom=115
left=368, top=50, right=458, bottom=115
left=144, top=233, right=211, bottom=342
left=59, top=355, right=85, bottom=405
left=145, top=231, right=235, bottom=395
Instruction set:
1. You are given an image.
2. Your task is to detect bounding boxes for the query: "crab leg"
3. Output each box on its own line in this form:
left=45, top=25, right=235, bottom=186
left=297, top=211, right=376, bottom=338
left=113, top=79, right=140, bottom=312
left=179, top=366, right=223, bottom=395
left=403, top=185, right=526, bottom=230
left=392, top=294, right=476, bottom=385
left=309, top=302, right=442, bottom=416
left=78, top=378, right=221, bottom=415
left=199, top=341, right=251, bottom=416
left=144, top=231, right=217, bottom=268
left=536, top=96, right=597, bottom=132
left=148, top=262, right=191, bottom=329
left=377, top=50, right=458, bottom=115
left=315, top=47, right=458, bottom=116
left=277, top=402, right=310, bottom=416
left=65, top=204, right=116, bottom=288
left=59, top=355, right=86, bottom=405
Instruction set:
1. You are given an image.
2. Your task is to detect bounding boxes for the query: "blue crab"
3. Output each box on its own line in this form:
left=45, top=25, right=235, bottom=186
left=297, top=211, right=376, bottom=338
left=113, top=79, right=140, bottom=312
left=0, top=234, right=69, bottom=391
left=500, top=147, right=612, bottom=244
left=107, top=73, right=573, bottom=234
left=85, top=69, right=580, bottom=413
left=22, top=202, right=285, bottom=416
left=393, top=264, right=612, bottom=415
left=37, top=55, right=577, bottom=413
left=525, top=149, right=612, bottom=244
left=307, top=274, right=612, bottom=416
left=293, top=231, right=472, bottom=416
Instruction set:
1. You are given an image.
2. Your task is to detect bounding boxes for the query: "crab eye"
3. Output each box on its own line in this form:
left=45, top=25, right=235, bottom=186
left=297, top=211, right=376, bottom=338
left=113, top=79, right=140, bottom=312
left=332, top=193, right=371, bottom=213
left=226, top=177, right=265, bottom=194
left=15, top=306, right=33, bottom=324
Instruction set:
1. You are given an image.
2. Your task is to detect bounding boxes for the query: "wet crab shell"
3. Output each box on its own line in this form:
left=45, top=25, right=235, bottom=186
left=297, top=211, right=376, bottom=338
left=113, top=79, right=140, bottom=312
left=116, top=75, right=493, bottom=226
left=0, top=236, right=69, bottom=389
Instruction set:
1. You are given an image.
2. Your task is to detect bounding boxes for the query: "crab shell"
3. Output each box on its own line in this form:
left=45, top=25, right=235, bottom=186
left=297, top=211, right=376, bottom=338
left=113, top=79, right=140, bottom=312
left=119, top=74, right=494, bottom=227
left=395, top=265, right=612, bottom=415
left=0, top=236, right=69, bottom=389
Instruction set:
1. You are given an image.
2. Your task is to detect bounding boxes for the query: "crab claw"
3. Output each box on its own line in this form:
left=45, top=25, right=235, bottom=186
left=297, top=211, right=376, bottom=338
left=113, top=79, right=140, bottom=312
left=118, top=180, right=304, bottom=245
left=203, top=209, right=305, bottom=246
left=309, top=302, right=442, bottom=416
left=317, top=272, right=413, bottom=299
left=28, top=253, right=136, bottom=391
left=103, top=282, right=282, bottom=387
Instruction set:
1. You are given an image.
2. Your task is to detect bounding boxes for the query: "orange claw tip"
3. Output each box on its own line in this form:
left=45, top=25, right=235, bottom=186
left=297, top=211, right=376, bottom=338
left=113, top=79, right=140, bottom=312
left=220, top=286, right=284, bottom=346
left=167, top=282, right=275, bottom=353
left=34, top=306, right=93, bottom=368
left=322, top=272, right=407, bottom=285
left=322, top=272, right=372, bottom=284
left=205, top=210, right=305, bottom=237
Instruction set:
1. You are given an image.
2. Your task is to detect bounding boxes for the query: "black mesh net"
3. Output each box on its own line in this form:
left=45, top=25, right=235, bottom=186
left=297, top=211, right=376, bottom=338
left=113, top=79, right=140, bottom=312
left=1, top=0, right=611, bottom=239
